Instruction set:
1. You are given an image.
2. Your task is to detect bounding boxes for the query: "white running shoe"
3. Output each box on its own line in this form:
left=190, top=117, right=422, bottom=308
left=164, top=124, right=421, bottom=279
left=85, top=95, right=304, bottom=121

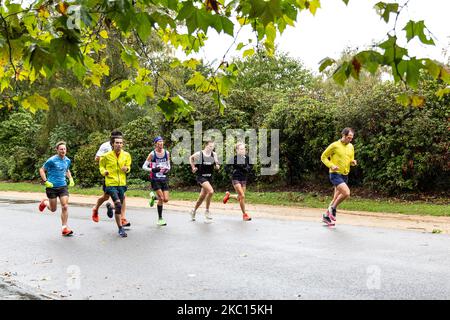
left=205, top=210, right=213, bottom=222
left=190, top=209, right=196, bottom=221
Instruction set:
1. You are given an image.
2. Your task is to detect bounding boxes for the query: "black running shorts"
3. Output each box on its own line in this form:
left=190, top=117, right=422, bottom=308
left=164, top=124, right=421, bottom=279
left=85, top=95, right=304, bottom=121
left=46, top=186, right=69, bottom=199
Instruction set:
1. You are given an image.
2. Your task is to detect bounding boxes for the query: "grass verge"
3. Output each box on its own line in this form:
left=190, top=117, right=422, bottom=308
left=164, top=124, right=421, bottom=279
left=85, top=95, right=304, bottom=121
left=0, top=182, right=448, bottom=216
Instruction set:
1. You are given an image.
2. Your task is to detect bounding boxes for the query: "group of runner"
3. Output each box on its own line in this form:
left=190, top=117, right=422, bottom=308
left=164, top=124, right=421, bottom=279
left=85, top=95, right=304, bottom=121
left=38, top=127, right=356, bottom=236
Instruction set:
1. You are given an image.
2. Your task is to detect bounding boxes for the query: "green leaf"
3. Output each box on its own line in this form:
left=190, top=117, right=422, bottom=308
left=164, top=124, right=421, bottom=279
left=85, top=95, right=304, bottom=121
left=440, top=67, right=450, bottom=84
left=379, top=36, right=408, bottom=65
left=374, top=2, right=399, bottom=23
left=109, top=86, right=124, bottom=101
left=355, top=50, right=383, bottom=74
left=243, top=48, right=255, bottom=57
left=318, top=57, right=335, bottom=72
left=50, top=88, right=76, bottom=107
left=156, top=95, right=194, bottom=121
left=221, top=16, right=234, bottom=36
left=21, top=93, right=48, bottom=113
left=397, top=58, right=422, bottom=89
left=176, top=1, right=195, bottom=21
left=169, top=59, right=181, bottom=68
left=436, top=87, right=450, bottom=99
left=127, top=84, right=154, bottom=105
left=120, top=47, right=139, bottom=68
left=136, top=13, right=152, bottom=41
left=212, top=91, right=226, bottom=114
left=27, top=44, right=54, bottom=74
left=423, top=59, right=441, bottom=79
left=182, top=58, right=200, bottom=69
left=186, top=71, right=206, bottom=88
left=403, top=20, right=435, bottom=45
left=396, top=94, right=411, bottom=107
left=342, top=0, right=349, bottom=5
left=332, top=62, right=350, bottom=86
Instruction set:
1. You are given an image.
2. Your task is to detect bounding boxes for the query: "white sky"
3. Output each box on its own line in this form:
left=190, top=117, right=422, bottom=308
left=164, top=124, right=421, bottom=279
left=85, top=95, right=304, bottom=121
left=185, top=0, right=450, bottom=73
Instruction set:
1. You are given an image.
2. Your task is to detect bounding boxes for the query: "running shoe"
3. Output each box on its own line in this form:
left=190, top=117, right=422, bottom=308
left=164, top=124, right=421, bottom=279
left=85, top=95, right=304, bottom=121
left=157, top=218, right=167, bottom=226
left=38, top=199, right=47, bottom=212
left=322, top=214, right=335, bottom=226
left=106, top=202, right=113, bottom=218
left=149, top=191, right=156, bottom=207
left=92, top=207, right=99, bottom=223
left=205, top=210, right=213, bottom=221
left=118, top=227, right=127, bottom=238
left=190, top=209, right=196, bottom=221
left=243, top=213, right=252, bottom=221
left=326, top=206, right=336, bottom=222
left=62, top=227, right=73, bottom=236
left=121, top=219, right=131, bottom=227
left=223, top=191, right=230, bottom=204
left=331, top=207, right=337, bottom=220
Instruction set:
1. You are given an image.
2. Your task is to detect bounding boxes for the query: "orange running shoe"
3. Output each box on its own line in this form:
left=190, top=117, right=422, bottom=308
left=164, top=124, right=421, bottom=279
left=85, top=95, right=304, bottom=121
left=62, top=227, right=73, bottom=236
left=223, top=191, right=230, bottom=204
left=121, top=219, right=131, bottom=227
left=243, top=213, right=252, bottom=221
left=92, top=207, right=99, bottom=223
left=38, top=199, right=47, bottom=212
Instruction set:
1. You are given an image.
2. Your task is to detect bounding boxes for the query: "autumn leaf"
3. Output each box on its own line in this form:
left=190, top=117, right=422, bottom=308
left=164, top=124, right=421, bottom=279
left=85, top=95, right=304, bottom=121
left=205, top=0, right=220, bottom=14
left=56, top=2, right=69, bottom=15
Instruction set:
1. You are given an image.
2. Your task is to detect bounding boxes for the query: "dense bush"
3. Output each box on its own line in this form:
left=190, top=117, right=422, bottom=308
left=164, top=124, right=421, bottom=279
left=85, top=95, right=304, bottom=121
left=0, top=111, right=42, bottom=180
left=335, top=81, right=449, bottom=194
left=72, top=132, right=109, bottom=187
left=264, top=96, right=337, bottom=185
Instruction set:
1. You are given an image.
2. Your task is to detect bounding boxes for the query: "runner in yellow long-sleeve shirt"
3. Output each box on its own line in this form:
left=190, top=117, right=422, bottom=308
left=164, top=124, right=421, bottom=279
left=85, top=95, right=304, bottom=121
left=320, top=127, right=357, bottom=226
left=99, top=136, right=132, bottom=237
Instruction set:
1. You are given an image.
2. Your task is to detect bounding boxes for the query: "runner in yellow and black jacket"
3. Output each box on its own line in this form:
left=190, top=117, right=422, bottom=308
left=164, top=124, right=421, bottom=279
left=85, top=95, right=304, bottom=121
left=99, top=136, right=132, bottom=237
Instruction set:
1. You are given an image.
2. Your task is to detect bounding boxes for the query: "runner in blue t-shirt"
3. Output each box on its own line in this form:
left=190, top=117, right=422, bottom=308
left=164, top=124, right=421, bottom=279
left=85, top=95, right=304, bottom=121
left=38, top=141, right=75, bottom=237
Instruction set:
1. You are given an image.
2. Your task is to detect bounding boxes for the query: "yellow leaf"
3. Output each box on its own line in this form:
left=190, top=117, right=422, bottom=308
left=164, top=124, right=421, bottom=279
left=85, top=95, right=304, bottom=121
left=411, top=95, right=425, bottom=107
left=309, top=0, right=321, bottom=15
left=38, top=6, right=50, bottom=18
left=29, top=68, right=37, bottom=83
left=57, top=2, right=69, bottom=15
left=99, top=30, right=109, bottom=39
left=1, top=79, right=9, bottom=92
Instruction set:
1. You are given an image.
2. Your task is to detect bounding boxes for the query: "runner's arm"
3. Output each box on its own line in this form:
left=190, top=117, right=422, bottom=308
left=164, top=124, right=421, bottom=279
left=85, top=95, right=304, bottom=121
left=142, top=152, right=152, bottom=172
left=350, top=145, right=357, bottom=166
left=39, top=167, right=47, bottom=182
left=320, top=144, right=336, bottom=169
left=124, top=153, right=131, bottom=173
left=189, top=152, right=200, bottom=170
left=213, top=152, right=220, bottom=170
left=164, top=151, right=171, bottom=172
left=99, top=156, right=108, bottom=176
left=66, top=170, right=75, bottom=186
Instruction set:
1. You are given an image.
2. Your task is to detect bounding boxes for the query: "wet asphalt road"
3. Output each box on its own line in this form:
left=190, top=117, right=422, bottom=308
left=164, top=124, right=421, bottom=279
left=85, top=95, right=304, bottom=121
left=0, top=199, right=449, bottom=300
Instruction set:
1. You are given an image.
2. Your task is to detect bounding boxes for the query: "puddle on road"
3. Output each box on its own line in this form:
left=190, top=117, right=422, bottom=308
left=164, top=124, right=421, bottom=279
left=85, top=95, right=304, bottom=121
left=0, top=199, right=37, bottom=205
left=0, top=198, right=93, bottom=208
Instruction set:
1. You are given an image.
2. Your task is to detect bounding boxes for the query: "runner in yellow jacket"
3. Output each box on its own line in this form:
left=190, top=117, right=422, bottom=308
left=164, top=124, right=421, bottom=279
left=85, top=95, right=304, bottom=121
left=99, top=136, right=132, bottom=237
left=320, top=127, right=357, bottom=226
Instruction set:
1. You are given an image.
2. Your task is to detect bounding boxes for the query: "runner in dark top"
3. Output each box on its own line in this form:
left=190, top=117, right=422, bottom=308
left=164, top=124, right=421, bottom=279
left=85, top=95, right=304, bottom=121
left=223, top=142, right=253, bottom=221
left=189, top=140, right=220, bottom=222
